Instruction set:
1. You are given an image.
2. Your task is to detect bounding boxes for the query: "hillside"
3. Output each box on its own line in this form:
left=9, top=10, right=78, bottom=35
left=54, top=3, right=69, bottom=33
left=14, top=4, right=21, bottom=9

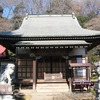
left=85, top=15, right=100, bottom=62
left=0, top=18, right=14, bottom=32
left=85, top=15, right=100, bottom=31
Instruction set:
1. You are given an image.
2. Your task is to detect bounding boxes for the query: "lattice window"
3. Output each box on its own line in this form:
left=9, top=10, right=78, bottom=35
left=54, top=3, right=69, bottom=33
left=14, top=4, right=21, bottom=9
left=17, top=59, right=33, bottom=79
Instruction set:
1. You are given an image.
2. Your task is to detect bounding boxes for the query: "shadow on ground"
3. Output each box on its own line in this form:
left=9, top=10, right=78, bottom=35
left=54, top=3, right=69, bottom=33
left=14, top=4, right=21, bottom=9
left=13, top=90, right=31, bottom=100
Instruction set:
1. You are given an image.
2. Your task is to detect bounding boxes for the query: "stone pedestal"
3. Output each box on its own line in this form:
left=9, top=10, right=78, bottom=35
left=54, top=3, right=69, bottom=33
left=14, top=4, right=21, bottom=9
left=0, top=95, right=15, bottom=100
left=0, top=85, right=15, bottom=100
left=0, top=85, right=14, bottom=94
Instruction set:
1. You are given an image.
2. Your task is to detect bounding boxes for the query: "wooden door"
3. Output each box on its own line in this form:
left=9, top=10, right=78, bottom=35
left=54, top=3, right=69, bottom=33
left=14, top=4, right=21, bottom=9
left=37, top=56, right=66, bottom=79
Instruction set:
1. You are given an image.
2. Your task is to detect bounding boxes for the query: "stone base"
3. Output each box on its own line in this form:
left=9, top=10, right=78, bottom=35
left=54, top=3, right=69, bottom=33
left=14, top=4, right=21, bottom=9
left=0, top=95, right=15, bottom=100
left=0, top=85, right=14, bottom=94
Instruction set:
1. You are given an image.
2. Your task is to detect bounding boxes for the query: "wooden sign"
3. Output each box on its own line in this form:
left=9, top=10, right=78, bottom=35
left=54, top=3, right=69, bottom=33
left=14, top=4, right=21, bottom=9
left=44, top=72, right=63, bottom=82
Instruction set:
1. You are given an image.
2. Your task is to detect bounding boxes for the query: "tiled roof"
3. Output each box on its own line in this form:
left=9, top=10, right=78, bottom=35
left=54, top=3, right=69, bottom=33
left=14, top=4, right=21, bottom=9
left=15, top=40, right=91, bottom=46
left=0, top=14, right=100, bottom=37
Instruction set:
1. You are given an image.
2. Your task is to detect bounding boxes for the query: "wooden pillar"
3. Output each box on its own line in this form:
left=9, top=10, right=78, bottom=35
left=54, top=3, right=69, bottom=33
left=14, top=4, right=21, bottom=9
left=63, top=56, right=72, bottom=92
left=33, top=60, right=36, bottom=90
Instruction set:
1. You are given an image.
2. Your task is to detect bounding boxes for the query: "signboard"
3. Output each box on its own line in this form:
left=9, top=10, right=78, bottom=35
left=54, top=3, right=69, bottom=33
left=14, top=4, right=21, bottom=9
left=44, top=73, right=63, bottom=82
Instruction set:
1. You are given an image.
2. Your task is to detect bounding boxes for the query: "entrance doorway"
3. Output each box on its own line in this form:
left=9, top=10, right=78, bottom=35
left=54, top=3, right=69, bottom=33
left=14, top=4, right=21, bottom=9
left=37, top=56, right=67, bottom=79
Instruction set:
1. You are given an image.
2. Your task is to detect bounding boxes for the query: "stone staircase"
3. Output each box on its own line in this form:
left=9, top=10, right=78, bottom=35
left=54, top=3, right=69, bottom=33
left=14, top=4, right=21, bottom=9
left=36, top=83, right=69, bottom=92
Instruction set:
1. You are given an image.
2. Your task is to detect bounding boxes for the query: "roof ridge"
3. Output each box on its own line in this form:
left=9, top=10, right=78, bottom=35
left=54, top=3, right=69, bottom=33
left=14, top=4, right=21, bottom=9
left=25, top=14, right=75, bottom=18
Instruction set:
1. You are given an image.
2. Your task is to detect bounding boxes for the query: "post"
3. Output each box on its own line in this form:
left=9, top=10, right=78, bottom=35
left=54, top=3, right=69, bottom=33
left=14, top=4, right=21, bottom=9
left=64, top=56, right=71, bottom=92
left=95, top=65, right=100, bottom=100
left=33, top=60, right=36, bottom=91
left=68, top=78, right=72, bottom=92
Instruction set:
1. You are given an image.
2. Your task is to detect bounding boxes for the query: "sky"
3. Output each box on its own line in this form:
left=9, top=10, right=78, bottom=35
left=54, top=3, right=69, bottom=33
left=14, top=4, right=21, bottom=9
left=2, top=6, right=15, bottom=18
left=2, top=8, right=10, bottom=18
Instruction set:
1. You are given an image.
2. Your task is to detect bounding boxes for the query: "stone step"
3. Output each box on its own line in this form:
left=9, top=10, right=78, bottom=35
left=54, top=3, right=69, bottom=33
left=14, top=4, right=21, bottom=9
left=36, top=87, right=69, bottom=90
left=37, top=87, right=69, bottom=89
left=37, top=83, right=68, bottom=87
left=36, top=83, right=69, bottom=92
left=36, top=88, right=69, bottom=92
left=36, top=90, right=69, bottom=92
left=37, top=86, right=69, bottom=88
left=37, top=86, right=69, bottom=89
left=36, top=89, right=69, bottom=92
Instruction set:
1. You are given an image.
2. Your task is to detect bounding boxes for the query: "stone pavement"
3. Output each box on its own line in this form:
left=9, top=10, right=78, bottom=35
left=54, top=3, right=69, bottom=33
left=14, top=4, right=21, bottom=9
left=29, top=92, right=95, bottom=100
left=15, top=90, right=95, bottom=100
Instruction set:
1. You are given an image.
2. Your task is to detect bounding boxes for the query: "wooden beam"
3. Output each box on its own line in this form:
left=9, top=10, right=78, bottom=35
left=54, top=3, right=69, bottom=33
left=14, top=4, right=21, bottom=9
left=33, top=60, right=36, bottom=90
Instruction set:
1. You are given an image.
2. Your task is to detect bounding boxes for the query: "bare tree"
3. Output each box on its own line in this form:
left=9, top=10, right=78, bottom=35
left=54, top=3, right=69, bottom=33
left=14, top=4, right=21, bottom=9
left=46, top=0, right=72, bottom=14
left=81, top=0, right=100, bottom=16
left=22, top=0, right=72, bottom=14
left=0, top=0, right=73, bottom=16
left=13, top=2, right=26, bottom=16
left=71, top=1, right=82, bottom=15
left=0, top=0, right=21, bottom=18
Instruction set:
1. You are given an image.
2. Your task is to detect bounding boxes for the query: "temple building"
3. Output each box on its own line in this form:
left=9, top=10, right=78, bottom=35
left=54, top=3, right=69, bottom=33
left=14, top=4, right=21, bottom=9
left=0, top=14, right=100, bottom=92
